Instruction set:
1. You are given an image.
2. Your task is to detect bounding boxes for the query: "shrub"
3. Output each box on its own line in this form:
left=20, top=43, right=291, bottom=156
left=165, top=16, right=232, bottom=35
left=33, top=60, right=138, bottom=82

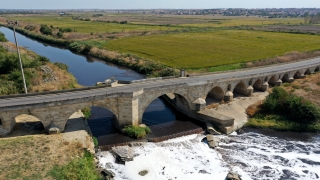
left=263, top=87, right=320, bottom=123
left=59, top=28, right=72, bottom=33
left=0, top=32, right=7, bottom=42
left=123, top=125, right=151, bottom=139
left=40, top=25, right=52, bottom=35
left=92, top=137, right=98, bottom=147
left=56, top=31, right=63, bottom=38
left=47, top=150, right=101, bottom=180
left=54, top=62, right=68, bottom=71
left=81, top=107, right=91, bottom=120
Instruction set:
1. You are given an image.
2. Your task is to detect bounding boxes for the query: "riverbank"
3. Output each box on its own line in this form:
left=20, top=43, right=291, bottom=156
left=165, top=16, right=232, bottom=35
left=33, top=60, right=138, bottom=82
left=0, top=38, right=80, bottom=95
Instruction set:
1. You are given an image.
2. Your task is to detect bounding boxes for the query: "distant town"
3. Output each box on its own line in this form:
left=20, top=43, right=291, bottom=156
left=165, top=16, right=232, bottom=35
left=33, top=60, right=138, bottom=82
left=1, top=8, right=320, bottom=18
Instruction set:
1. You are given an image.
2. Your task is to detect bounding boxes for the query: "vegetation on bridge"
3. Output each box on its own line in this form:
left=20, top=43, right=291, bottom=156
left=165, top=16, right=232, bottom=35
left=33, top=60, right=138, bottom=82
left=123, top=125, right=151, bottom=139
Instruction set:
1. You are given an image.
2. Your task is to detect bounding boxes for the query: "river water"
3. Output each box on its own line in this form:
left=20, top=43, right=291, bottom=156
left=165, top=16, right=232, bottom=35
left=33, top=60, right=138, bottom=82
left=2, top=27, right=320, bottom=180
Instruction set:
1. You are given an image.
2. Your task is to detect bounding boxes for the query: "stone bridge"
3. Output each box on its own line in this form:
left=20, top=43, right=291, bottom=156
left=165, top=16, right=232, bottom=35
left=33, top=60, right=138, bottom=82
left=0, top=58, right=319, bottom=135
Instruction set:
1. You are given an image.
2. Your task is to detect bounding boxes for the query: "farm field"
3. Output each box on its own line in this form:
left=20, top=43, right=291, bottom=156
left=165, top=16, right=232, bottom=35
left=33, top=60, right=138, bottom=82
left=4, top=14, right=303, bottom=33
left=5, top=15, right=168, bottom=33
left=104, top=30, right=320, bottom=69
left=2, top=13, right=320, bottom=72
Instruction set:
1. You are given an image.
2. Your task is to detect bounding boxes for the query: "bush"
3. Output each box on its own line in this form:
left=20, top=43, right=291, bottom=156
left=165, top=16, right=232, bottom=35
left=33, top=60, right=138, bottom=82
left=263, top=87, right=320, bottom=123
left=92, top=137, right=98, bottom=147
left=54, top=62, right=69, bottom=71
left=0, top=32, right=7, bottom=42
left=59, top=28, right=72, bottom=33
left=40, top=25, right=52, bottom=35
left=56, top=31, right=63, bottom=38
left=81, top=107, right=91, bottom=120
left=123, top=125, right=151, bottom=139
left=47, top=150, right=102, bottom=180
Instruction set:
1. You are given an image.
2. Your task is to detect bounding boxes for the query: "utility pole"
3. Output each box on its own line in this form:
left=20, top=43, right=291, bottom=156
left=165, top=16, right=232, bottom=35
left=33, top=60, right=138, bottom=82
left=12, top=21, right=28, bottom=94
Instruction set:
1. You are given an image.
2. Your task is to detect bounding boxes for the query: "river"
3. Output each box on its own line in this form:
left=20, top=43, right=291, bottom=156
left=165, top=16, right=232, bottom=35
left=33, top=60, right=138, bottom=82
left=1, top=27, right=320, bottom=180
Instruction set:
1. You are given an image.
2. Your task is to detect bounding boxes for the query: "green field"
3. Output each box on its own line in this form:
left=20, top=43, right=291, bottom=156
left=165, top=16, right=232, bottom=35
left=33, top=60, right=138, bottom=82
left=104, top=30, right=320, bottom=69
left=3, top=14, right=319, bottom=72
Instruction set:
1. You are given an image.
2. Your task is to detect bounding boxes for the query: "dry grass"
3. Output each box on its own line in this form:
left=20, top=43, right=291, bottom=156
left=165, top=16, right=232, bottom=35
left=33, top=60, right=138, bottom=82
left=280, top=72, right=320, bottom=107
left=245, top=51, right=320, bottom=68
left=246, top=100, right=264, bottom=117
left=30, top=63, right=81, bottom=92
left=0, top=134, right=88, bottom=180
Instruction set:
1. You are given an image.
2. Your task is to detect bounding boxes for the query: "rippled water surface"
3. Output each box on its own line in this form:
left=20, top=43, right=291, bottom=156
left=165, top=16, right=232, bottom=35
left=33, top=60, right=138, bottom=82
left=217, top=131, right=320, bottom=180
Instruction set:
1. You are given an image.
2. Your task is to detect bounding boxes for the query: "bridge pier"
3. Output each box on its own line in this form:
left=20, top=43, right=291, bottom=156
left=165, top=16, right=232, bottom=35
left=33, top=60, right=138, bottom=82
left=261, top=82, right=269, bottom=91
left=288, top=77, right=295, bottom=83
left=247, top=86, right=253, bottom=96
left=276, top=79, right=283, bottom=86
left=224, top=91, right=233, bottom=102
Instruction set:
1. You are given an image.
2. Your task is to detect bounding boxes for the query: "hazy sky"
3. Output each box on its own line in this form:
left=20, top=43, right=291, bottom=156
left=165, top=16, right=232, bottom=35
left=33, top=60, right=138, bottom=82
left=1, top=0, right=320, bottom=9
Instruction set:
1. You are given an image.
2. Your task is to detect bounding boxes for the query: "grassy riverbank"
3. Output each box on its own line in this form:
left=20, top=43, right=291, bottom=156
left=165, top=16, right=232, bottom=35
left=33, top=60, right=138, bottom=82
left=0, top=32, right=80, bottom=95
left=246, top=79, right=320, bottom=132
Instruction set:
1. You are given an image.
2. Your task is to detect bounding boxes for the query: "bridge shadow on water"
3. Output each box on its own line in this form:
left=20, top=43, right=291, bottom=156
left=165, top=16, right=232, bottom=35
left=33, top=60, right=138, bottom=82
left=87, top=98, right=205, bottom=147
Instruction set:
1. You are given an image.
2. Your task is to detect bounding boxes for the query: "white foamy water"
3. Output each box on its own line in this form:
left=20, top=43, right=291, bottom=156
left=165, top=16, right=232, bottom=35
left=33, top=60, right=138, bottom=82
left=98, top=133, right=320, bottom=180
left=217, top=132, right=320, bottom=180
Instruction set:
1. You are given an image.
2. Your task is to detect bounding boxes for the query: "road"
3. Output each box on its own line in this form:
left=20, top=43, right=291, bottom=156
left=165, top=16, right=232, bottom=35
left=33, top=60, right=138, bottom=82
left=0, top=57, right=319, bottom=109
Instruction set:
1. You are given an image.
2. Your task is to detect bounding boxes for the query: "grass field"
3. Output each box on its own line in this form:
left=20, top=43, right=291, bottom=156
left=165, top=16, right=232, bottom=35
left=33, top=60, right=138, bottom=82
left=104, top=30, right=320, bottom=69
left=3, top=14, right=319, bottom=72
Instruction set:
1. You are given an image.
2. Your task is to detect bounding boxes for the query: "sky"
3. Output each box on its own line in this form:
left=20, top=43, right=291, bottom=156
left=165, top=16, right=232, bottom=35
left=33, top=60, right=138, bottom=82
left=1, top=0, right=320, bottom=9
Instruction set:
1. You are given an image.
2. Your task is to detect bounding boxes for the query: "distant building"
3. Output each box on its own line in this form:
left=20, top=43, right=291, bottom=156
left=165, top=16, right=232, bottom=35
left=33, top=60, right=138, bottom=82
left=59, top=12, right=65, bottom=15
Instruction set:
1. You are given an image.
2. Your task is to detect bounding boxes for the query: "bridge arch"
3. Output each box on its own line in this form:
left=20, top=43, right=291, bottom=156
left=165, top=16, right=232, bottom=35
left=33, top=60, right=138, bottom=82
left=233, top=81, right=247, bottom=96
left=227, top=84, right=232, bottom=91
left=11, top=114, right=44, bottom=135
left=253, top=79, right=263, bottom=90
left=304, top=69, right=311, bottom=75
left=294, top=71, right=301, bottom=79
left=281, top=74, right=290, bottom=82
left=139, top=92, right=191, bottom=123
left=64, top=102, right=119, bottom=130
left=206, top=86, right=225, bottom=105
left=268, top=76, right=277, bottom=86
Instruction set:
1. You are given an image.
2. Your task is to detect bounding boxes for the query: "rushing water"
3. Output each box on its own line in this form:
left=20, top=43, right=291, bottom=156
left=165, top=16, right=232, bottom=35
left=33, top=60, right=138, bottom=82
left=217, top=129, right=320, bottom=180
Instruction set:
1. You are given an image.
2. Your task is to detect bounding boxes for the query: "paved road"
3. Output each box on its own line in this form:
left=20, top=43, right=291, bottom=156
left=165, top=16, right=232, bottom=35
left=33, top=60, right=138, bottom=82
left=1, top=58, right=320, bottom=109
